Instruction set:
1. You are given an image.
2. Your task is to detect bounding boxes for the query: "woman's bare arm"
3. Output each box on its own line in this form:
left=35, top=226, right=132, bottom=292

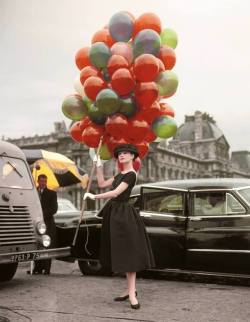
left=96, top=166, right=114, bottom=188
left=95, top=182, right=128, bottom=199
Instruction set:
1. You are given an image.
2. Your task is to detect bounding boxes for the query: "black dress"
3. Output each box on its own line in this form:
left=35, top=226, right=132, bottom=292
left=99, top=171, right=155, bottom=273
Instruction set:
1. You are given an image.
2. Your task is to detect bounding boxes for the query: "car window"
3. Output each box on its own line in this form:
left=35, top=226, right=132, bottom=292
left=141, top=188, right=184, bottom=215
left=238, top=188, right=250, bottom=207
left=57, top=200, right=78, bottom=212
left=193, top=192, right=246, bottom=216
left=226, top=193, right=246, bottom=214
left=129, top=195, right=141, bottom=211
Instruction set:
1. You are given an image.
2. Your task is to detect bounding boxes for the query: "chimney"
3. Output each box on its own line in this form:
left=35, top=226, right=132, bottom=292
left=194, top=111, right=203, bottom=141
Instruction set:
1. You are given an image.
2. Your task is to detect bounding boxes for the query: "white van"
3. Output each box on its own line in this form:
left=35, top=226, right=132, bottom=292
left=0, top=140, right=70, bottom=281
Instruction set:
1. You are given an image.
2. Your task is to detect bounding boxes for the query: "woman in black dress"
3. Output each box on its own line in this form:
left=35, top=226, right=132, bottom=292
left=84, top=144, right=155, bottom=309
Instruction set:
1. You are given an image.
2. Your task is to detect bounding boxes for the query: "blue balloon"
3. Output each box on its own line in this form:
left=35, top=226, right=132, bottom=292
left=133, top=29, right=161, bottom=58
left=109, top=12, right=134, bottom=42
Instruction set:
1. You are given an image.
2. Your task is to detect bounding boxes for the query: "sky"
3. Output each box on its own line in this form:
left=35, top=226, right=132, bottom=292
left=1, top=0, right=250, bottom=151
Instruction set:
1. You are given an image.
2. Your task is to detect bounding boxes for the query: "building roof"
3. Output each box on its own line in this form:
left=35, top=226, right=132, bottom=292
left=175, top=112, right=224, bottom=141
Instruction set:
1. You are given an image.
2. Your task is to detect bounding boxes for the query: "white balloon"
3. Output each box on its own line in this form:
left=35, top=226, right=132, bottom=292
left=73, top=75, right=85, bottom=97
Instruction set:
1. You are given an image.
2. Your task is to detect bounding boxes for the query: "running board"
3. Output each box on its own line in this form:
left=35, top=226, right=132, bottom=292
left=147, top=268, right=250, bottom=280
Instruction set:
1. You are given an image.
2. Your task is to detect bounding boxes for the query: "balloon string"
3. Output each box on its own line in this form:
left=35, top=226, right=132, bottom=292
left=72, top=136, right=104, bottom=255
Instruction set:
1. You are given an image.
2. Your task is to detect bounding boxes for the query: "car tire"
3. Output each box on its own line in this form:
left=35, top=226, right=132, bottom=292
left=0, top=263, right=18, bottom=282
left=78, top=260, right=112, bottom=276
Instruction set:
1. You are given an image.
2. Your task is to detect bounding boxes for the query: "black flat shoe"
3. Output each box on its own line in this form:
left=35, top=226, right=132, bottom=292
left=130, top=302, right=140, bottom=310
left=114, top=291, right=137, bottom=302
left=114, top=294, right=129, bottom=301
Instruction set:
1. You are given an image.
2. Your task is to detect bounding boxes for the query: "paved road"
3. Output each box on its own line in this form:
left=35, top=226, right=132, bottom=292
left=0, top=261, right=250, bottom=322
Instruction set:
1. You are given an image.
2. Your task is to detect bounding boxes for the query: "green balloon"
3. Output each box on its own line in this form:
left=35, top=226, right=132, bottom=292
left=155, top=70, right=179, bottom=97
left=119, top=96, right=137, bottom=118
left=160, top=28, right=178, bottom=49
left=89, top=42, right=111, bottom=69
left=61, top=94, right=88, bottom=121
left=96, top=88, right=120, bottom=116
left=87, top=103, right=107, bottom=125
left=99, top=143, right=112, bottom=160
left=83, top=96, right=93, bottom=109
left=152, top=116, right=177, bottom=138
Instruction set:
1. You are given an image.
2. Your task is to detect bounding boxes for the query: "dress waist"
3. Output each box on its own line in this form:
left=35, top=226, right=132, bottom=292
left=110, top=199, right=129, bottom=203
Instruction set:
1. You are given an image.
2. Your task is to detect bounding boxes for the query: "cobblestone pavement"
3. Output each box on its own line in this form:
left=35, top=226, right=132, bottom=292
left=0, top=260, right=250, bottom=322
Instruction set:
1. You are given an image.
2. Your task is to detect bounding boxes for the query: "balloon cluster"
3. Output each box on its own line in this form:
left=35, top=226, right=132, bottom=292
left=62, top=11, right=178, bottom=160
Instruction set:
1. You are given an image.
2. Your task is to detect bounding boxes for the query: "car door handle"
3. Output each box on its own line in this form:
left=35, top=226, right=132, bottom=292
left=141, top=214, right=152, bottom=218
left=190, top=217, right=202, bottom=221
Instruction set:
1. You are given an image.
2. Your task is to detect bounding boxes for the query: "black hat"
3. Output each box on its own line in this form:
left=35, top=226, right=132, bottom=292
left=114, top=144, right=139, bottom=159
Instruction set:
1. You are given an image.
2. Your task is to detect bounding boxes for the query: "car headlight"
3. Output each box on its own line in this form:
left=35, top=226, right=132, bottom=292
left=42, top=235, right=51, bottom=247
left=36, top=221, right=46, bottom=235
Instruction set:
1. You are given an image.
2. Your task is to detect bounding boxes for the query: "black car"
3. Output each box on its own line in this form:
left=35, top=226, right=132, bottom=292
left=57, top=178, right=250, bottom=277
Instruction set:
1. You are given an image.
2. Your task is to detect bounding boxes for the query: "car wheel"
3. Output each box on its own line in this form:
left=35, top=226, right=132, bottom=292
left=0, top=263, right=18, bottom=282
left=78, top=260, right=112, bottom=276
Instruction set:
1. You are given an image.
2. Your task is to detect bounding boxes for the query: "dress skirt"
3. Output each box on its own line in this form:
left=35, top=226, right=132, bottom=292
left=99, top=200, right=155, bottom=273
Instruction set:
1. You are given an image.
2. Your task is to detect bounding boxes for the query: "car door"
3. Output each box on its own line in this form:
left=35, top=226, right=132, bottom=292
left=186, top=189, right=250, bottom=273
left=139, top=186, right=188, bottom=269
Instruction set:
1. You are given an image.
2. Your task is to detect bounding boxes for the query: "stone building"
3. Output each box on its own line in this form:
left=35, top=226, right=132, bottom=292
left=7, top=111, right=250, bottom=209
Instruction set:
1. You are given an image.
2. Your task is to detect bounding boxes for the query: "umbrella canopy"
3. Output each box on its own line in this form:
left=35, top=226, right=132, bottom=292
left=23, top=149, right=88, bottom=190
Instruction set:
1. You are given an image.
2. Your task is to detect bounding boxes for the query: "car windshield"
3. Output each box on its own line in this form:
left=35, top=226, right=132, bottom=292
left=57, top=199, right=79, bottom=212
left=237, top=188, right=250, bottom=206
left=0, top=155, right=33, bottom=189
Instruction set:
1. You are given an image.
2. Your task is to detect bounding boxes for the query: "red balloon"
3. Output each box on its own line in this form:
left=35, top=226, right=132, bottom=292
left=135, top=141, right=149, bottom=158
left=134, top=54, right=159, bottom=82
left=118, top=156, right=141, bottom=172
left=144, top=129, right=157, bottom=142
left=157, top=58, right=166, bottom=73
left=82, top=124, right=104, bottom=148
left=126, top=115, right=150, bottom=143
left=138, top=101, right=161, bottom=124
left=107, top=55, right=129, bottom=77
left=111, top=68, right=135, bottom=96
left=84, top=76, right=107, bottom=101
left=160, top=102, right=175, bottom=117
left=133, top=157, right=142, bottom=171
left=105, top=114, right=129, bottom=139
left=133, top=13, right=162, bottom=37
left=111, top=42, right=133, bottom=65
left=106, top=136, right=130, bottom=154
left=91, top=29, right=115, bottom=47
left=80, top=66, right=102, bottom=85
left=70, top=121, right=83, bottom=142
left=158, top=45, right=176, bottom=70
left=79, top=116, right=91, bottom=131
left=135, top=82, right=159, bottom=109
left=75, top=47, right=91, bottom=70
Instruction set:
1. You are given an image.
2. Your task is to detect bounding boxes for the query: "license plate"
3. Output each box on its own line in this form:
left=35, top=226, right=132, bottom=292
left=10, top=252, right=40, bottom=262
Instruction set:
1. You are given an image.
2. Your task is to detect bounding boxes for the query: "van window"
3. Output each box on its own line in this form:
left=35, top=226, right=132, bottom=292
left=142, top=188, right=184, bottom=215
left=0, top=156, right=33, bottom=189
